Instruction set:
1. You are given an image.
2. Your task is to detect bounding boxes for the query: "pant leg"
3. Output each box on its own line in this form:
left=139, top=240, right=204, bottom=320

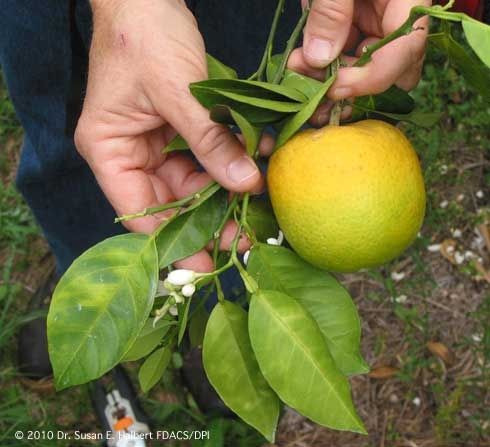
left=0, top=0, right=124, bottom=274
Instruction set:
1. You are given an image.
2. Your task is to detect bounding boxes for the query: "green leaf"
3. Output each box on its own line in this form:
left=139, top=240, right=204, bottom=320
left=201, top=94, right=286, bottom=124
left=156, top=189, right=227, bottom=269
left=249, top=290, right=365, bottom=434
left=163, top=135, right=189, bottom=154
left=203, top=301, right=280, bottom=441
left=281, top=70, right=324, bottom=101
left=191, top=85, right=303, bottom=113
left=209, top=106, right=261, bottom=156
left=206, top=54, right=238, bottom=79
left=352, top=104, right=442, bottom=128
left=430, top=32, right=490, bottom=101
left=267, top=54, right=323, bottom=100
left=192, top=79, right=307, bottom=102
left=246, top=200, right=279, bottom=243
left=247, top=244, right=367, bottom=375
left=461, top=18, right=490, bottom=68
left=122, top=318, right=175, bottom=362
left=275, top=74, right=336, bottom=148
left=189, top=307, right=209, bottom=348
left=352, top=86, right=415, bottom=122
left=138, top=346, right=172, bottom=393
left=47, top=234, right=159, bottom=390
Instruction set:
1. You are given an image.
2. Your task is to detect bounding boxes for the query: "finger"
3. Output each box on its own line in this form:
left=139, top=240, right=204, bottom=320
left=149, top=84, right=263, bottom=193
left=303, top=0, right=354, bottom=68
left=328, top=1, right=429, bottom=100
left=220, top=221, right=251, bottom=253
left=174, top=249, right=214, bottom=273
left=155, top=153, right=212, bottom=199
left=328, top=31, right=427, bottom=100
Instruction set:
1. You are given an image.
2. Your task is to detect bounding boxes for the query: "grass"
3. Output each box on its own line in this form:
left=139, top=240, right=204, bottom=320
left=0, top=39, right=489, bottom=447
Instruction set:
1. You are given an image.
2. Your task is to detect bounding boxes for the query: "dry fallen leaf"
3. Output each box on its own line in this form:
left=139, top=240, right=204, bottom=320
left=368, top=366, right=399, bottom=379
left=426, top=341, right=455, bottom=365
left=440, top=239, right=457, bottom=264
left=474, top=259, right=490, bottom=284
left=477, top=223, right=490, bottom=252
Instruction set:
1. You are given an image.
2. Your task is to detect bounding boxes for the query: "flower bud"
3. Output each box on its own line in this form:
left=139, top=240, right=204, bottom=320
left=167, top=269, right=196, bottom=286
left=266, top=238, right=280, bottom=246
left=182, top=283, right=196, bottom=297
left=169, top=305, right=178, bottom=316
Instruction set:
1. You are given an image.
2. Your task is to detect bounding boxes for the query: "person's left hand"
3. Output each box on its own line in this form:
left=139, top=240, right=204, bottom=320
left=289, top=0, right=430, bottom=115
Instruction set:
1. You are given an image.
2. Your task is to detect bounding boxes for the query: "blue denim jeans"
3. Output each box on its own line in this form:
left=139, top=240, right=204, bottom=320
left=0, top=0, right=299, bottom=275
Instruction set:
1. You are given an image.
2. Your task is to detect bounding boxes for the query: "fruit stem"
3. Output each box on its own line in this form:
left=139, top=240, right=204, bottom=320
left=328, top=58, right=342, bottom=126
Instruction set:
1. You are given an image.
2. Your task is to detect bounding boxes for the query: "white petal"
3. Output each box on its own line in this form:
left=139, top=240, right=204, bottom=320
left=412, top=397, right=421, bottom=406
left=267, top=238, right=280, bottom=246
left=451, top=229, right=462, bottom=238
left=439, top=200, right=448, bottom=209
left=169, top=305, right=178, bottom=316
left=476, top=190, right=484, bottom=199
left=243, top=250, right=250, bottom=266
left=391, top=271, right=405, bottom=282
left=427, top=244, right=441, bottom=252
left=277, top=230, right=284, bottom=245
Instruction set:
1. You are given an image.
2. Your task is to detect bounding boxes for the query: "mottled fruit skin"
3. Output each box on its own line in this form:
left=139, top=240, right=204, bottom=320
left=268, top=120, right=426, bottom=273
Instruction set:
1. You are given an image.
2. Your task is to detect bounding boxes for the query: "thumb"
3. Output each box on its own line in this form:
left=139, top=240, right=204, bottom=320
left=303, top=0, right=354, bottom=68
left=165, top=92, right=263, bottom=193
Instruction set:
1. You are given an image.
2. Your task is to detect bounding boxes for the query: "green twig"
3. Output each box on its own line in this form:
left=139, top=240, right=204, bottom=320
left=115, top=182, right=216, bottom=223
left=251, top=0, right=285, bottom=81
left=272, top=2, right=311, bottom=84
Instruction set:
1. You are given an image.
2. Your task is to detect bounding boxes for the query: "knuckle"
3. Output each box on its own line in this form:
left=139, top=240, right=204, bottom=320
left=310, top=0, right=351, bottom=27
left=193, top=124, right=230, bottom=160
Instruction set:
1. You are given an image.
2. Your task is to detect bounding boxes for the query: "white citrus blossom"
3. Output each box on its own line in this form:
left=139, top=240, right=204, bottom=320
left=167, top=269, right=196, bottom=286
left=182, top=283, right=196, bottom=298
left=267, top=237, right=280, bottom=246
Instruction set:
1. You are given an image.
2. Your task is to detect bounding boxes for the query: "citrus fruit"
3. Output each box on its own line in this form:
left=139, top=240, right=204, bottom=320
left=267, top=119, right=426, bottom=272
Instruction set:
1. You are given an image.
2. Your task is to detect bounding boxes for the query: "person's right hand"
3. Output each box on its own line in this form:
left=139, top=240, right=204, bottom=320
left=76, top=0, right=266, bottom=271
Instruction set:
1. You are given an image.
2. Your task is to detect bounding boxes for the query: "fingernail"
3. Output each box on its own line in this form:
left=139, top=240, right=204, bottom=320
left=305, top=38, right=333, bottom=67
left=331, top=87, right=353, bottom=99
left=227, top=156, right=259, bottom=184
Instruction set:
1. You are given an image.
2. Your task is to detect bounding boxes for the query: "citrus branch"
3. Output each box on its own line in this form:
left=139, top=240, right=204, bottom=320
left=355, top=0, right=456, bottom=67
left=272, top=1, right=312, bottom=84
left=114, top=181, right=217, bottom=223
left=251, top=0, right=285, bottom=81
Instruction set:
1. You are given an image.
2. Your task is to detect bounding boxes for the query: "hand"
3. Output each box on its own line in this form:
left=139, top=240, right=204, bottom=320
left=75, top=0, right=266, bottom=271
left=289, top=0, right=431, bottom=101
